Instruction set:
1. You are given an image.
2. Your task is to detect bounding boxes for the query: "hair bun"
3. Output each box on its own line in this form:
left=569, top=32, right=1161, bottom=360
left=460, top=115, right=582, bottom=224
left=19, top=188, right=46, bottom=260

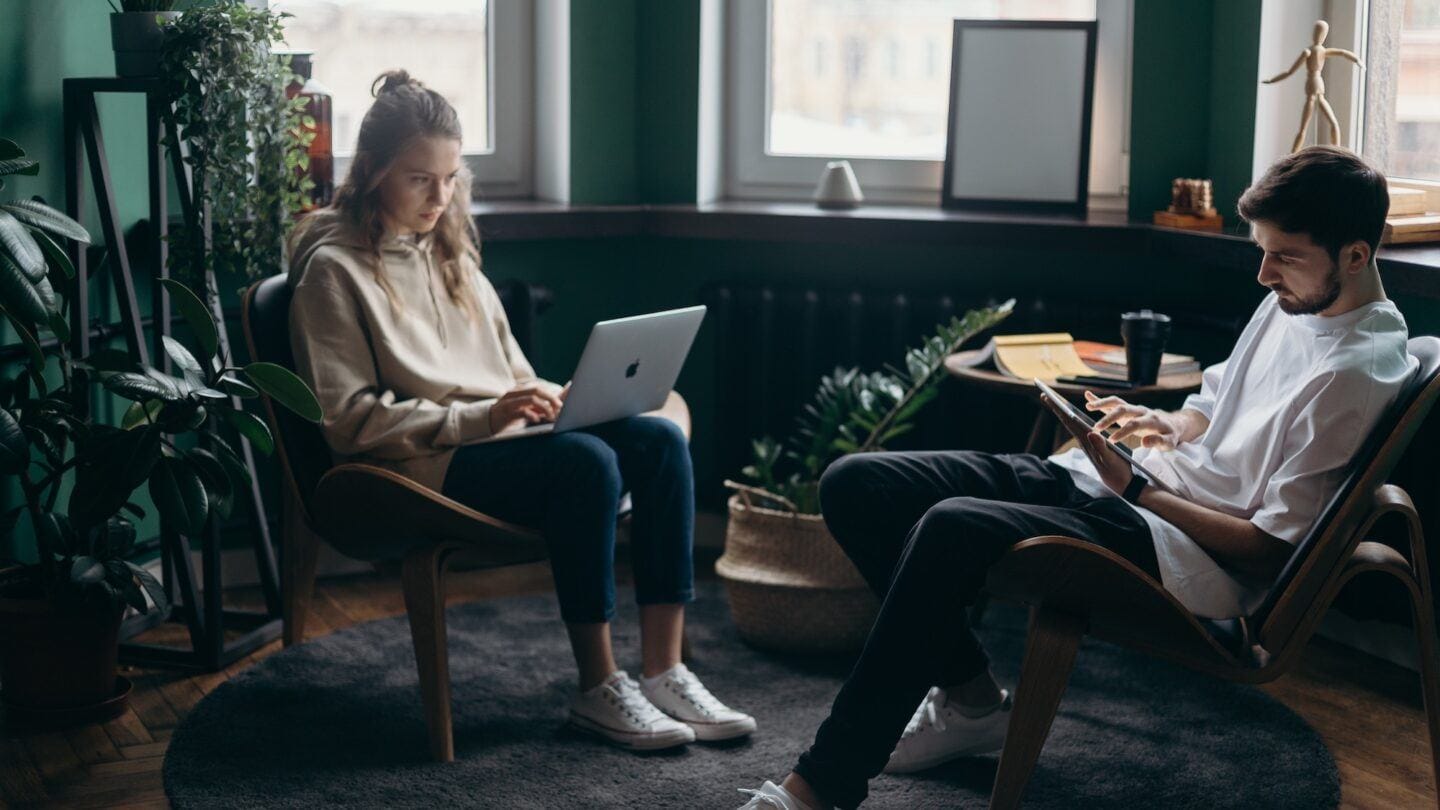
left=372, top=70, right=423, bottom=98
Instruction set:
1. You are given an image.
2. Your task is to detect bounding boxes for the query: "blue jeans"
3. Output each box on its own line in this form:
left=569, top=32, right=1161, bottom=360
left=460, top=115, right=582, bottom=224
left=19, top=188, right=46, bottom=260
left=440, top=415, right=696, bottom=624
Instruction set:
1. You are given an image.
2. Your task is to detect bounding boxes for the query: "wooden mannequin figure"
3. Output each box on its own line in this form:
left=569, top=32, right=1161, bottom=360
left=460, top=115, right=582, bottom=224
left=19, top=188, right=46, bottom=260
left=1262, top=20, right=1365, bottom=152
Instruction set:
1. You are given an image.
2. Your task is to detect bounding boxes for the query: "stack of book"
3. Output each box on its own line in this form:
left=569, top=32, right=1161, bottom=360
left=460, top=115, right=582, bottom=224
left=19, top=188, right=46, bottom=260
left=951, top=333, right=1199, bottom=380
left=1073, top=340, right=1200, bottom=378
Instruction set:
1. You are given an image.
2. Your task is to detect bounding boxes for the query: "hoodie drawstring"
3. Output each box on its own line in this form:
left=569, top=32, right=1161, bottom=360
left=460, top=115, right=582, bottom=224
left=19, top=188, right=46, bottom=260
left=417, top=243, right=447, bottom=348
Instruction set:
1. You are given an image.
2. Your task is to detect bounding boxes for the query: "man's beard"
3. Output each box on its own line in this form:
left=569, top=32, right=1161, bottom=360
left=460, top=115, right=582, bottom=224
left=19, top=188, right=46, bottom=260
left=1273, top=259, right=1343, bottom=315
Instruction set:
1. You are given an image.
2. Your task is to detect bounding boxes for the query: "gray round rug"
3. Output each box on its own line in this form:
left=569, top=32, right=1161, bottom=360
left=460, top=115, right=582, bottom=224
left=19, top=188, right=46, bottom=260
left=164, top=582, right=1339, bottom=808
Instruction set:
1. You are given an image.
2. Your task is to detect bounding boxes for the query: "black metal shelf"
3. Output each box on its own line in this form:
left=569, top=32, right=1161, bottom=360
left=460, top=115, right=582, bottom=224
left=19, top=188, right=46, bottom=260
left=63, top=76, right=282, bottom=672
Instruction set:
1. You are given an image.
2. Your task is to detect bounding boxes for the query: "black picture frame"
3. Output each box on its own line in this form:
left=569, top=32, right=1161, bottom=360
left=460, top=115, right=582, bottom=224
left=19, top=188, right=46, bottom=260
left=940, top=19, right=1098, bottom=217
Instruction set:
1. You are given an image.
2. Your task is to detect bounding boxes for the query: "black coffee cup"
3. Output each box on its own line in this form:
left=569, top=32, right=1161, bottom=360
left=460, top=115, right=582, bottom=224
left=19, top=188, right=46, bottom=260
left=1121, top=310, right=1172, bottom=385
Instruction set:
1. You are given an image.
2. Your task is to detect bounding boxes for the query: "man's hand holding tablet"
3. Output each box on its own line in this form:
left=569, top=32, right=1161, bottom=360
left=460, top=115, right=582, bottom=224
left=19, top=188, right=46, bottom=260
left=1033, top=379, right=1179, bottom=498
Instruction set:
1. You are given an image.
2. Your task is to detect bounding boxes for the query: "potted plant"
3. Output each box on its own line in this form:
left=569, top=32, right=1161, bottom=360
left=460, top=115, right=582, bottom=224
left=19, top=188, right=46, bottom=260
left=0, top=138, right=322, bottom=727
left=156, top=0, right=313, bottom=291
left=107, top=1, right=184, bottom=78
left=718, top=300, right=1013, bottom=653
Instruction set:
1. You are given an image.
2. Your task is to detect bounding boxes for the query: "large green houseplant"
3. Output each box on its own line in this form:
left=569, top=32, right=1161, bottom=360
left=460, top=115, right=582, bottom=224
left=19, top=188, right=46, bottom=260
left=717, top=300, right=1013, bottom=653
left=0, top=139, right=322, bottom=725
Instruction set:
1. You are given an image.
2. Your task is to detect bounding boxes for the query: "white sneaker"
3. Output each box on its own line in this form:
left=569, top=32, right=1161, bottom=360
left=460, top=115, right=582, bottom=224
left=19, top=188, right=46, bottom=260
left=736, top=780, right=813, bottom=810
left=568, top=670, right=696, bottom=751
left=883, top=687, right=1012, bottom=773
left=641, top=663, right=758, bottom=741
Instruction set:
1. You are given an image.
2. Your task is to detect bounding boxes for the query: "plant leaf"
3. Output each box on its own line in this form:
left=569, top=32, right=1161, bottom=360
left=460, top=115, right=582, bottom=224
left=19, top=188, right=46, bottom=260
left=121, top=399, right=165, bottom=430
left=126, top=562, right=168, bottom=614
left=0, top=307, right=46, bottom=384
left=210, top=436, right=253, bottom=492
left=149, top=455, right=209, bottom=536
left=0, top=200, right=89, bottom=243
left=0, top=406, right=28, bottom=475
left=217, top=373, right=259, bottom=398
left=38, top=512, right=74, bottom=558
left=0, top=251, right=51, bottom=323
left=224, top=408, right=274, bottom=454
left=0, top=210, right=44, bottom=279
left=70, top=556, right=105, bottom=584
left=92, top=517, right=136, bottom=558
left=161, top=335, right=203, bottom=379
left=242, top=362, right=321, bottom=422
left=31, top=228, right=76, bottom=280
left=160, top=279, right=218, bottom=361
left=0, top=158, right=39, bottom=177
left=103, top=371, right=182, bottom=402
left=68, top=426, right=162, bottom=531
left=186, top=447, right=233, bottom=519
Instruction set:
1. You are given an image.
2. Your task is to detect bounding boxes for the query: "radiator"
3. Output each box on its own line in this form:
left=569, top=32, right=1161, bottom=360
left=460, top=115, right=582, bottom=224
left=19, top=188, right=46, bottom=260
left=494, top=279, right=554, bottom=364
left=698, top=282, right=1247, bottom=501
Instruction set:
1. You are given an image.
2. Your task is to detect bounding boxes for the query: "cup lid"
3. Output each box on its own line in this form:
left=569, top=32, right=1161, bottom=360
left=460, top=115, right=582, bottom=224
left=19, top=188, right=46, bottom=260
left=1122, top=309, right=1170, bottom=323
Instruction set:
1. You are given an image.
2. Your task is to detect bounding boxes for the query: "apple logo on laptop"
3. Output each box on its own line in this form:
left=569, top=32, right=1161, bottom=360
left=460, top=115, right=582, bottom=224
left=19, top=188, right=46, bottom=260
left=626, top=358, right=640, bottom=378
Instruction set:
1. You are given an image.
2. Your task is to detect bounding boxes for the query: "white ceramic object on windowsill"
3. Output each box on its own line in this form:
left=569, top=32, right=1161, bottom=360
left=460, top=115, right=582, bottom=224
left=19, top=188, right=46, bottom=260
left=813, top=160, right=864, bottom=210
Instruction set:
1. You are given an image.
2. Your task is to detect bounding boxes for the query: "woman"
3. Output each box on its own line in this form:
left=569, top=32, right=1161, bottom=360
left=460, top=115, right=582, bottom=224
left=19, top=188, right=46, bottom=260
left=287, top=71, right=754, bottom=752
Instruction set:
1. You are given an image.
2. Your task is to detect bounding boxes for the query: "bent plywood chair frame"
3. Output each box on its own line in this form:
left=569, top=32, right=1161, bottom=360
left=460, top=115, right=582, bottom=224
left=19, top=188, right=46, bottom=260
left=983, top=336, right=1440, bottom=809
left=242, top=274, right=692, bottom=762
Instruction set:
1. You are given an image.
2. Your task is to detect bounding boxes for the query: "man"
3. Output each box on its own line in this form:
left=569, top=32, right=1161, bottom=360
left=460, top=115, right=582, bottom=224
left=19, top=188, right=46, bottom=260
left=735, top=146, right=1417, bottom=810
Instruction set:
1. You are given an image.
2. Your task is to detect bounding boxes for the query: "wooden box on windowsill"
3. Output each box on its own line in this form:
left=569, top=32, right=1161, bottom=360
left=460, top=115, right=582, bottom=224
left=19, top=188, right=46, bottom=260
left=1153, top=209, right=1223, bottom=232
left=1383, top=214, right=1440, bottom=245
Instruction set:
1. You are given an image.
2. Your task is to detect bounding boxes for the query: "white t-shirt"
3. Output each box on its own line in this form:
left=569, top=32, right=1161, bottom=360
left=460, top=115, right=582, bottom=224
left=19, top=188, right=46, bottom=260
left=1050, top=292, right=1415, bottom=618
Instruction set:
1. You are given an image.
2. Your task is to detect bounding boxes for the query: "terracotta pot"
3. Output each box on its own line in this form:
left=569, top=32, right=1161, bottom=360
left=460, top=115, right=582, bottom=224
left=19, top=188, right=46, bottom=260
left=0, top=594, right=124, bottom=718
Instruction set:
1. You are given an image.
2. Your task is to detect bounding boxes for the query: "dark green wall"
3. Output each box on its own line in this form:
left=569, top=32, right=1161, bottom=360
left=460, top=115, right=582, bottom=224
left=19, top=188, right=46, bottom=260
left=1208, top=1, right=1263, bottom=226
left=569, top=0, right=639, bottom=204
left=635, top=0, right=701, bottom=204
left=2, top=1, right=150, bottom=231
left=1127, top=0, right=1261, bottom=227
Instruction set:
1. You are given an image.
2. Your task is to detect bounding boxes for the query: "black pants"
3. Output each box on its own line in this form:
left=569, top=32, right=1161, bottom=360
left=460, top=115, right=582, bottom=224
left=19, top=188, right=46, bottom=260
left=793, top=451, right=1160, bottom=809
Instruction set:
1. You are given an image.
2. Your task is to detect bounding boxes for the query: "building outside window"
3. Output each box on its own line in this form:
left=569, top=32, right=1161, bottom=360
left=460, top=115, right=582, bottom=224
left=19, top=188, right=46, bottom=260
left=730, top=0, right=1130, bottom=206
left=271, top=0, right=533, bottom=198
left=1364, top=0, right=1440, bottom=184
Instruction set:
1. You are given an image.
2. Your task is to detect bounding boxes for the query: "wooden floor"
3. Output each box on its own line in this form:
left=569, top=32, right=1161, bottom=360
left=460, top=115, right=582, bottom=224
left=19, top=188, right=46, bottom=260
left=1, top=561, right=1436, bottom=809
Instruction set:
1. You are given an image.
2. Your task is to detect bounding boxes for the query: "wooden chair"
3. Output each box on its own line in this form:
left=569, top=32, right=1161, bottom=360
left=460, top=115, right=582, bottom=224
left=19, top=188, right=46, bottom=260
left=240, top=275, right=692, bottom=763
left=983, top=336, right=1440, bottom=809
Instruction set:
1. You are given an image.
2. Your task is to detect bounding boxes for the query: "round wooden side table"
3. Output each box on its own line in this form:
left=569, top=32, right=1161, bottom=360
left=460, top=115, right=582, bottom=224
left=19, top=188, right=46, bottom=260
left=943, top=354, right=1203, bottom=455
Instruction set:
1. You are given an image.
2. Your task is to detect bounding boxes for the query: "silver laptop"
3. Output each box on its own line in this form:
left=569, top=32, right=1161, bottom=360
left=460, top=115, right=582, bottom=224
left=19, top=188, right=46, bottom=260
left=477, top=305, right=706, bottom=443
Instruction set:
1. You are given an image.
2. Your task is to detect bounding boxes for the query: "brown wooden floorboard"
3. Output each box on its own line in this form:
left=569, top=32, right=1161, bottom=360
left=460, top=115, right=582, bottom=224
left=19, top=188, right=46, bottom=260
left=1, top=563, right=1434, bottom=808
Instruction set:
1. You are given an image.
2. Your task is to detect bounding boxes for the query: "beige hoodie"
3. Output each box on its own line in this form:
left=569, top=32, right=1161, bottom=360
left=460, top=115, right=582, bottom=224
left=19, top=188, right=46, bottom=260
left=286, top=210, right=555, bottom=492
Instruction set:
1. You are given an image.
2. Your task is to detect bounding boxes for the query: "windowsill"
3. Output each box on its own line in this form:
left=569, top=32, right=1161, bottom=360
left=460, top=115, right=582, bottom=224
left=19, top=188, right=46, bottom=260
left=469, top=200, right=1440, bottom=297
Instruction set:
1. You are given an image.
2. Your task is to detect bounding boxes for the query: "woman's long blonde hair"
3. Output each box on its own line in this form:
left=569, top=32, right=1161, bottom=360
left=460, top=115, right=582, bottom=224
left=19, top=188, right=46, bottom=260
left=300, top=69, right=482, bottom=320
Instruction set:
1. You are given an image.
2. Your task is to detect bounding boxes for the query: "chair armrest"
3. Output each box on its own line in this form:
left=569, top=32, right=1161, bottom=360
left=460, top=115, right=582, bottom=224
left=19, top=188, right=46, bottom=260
left=647, top=390, right=691, bottom=441
left=311, top=463, right=547, bottom=565
left=987, top=535, right=1248, bottom=670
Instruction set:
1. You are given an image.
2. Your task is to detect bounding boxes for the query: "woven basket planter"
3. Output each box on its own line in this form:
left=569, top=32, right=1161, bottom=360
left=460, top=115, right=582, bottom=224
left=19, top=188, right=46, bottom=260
left=715, top=488, right=879, bottom=653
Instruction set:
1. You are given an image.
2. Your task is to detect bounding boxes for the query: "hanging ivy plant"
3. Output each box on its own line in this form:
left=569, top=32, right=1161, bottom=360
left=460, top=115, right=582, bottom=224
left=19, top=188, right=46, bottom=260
left=156, top=0, right=314, bottom=287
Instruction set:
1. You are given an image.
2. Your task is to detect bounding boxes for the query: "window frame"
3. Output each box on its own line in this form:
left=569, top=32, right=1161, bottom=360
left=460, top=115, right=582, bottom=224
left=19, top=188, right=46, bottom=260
left=724, top=0, right=1133, bottom=209
left=273, top=0, right=534, bottom=200
left=1304, top=0, right=1440, bottom=214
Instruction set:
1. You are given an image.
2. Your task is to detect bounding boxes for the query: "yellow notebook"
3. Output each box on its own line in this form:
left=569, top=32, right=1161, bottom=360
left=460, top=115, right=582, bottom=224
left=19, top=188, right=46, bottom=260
left=990, top=334, right=1094, bottom=380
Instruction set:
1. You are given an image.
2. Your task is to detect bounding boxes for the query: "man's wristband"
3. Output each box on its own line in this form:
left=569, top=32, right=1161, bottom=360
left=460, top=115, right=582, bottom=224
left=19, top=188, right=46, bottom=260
left=1122, top=474, right=1148, bottom=505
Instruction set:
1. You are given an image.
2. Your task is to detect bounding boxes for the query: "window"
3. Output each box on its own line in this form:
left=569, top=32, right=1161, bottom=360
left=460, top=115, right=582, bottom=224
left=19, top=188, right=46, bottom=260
left=727, top=0, right=1132, bottom=207
left=271, top=0, right=533, bottom=198
left=1364, top=0, right=1440, bottom=183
